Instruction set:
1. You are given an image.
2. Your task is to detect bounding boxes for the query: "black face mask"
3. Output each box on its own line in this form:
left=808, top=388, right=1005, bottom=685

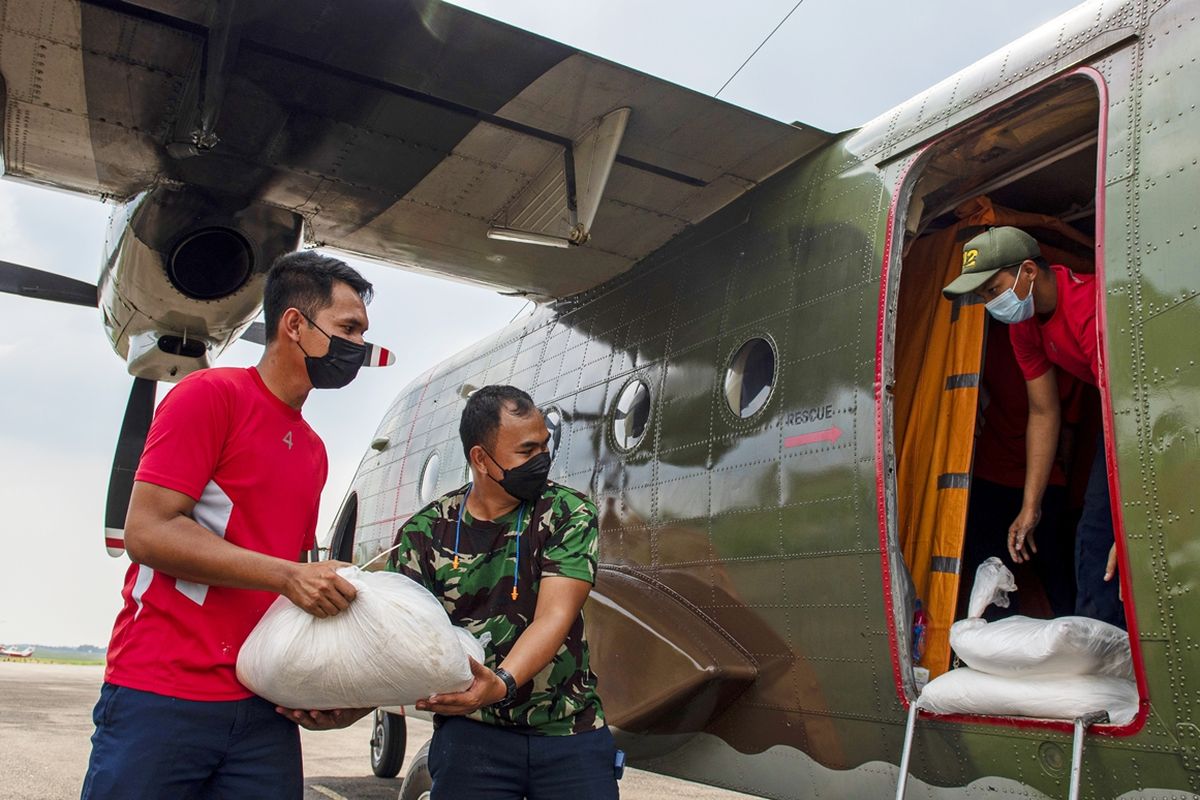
left=298, top=314, right=365, bottom=389
left=483, top=449, right=552, bottom=503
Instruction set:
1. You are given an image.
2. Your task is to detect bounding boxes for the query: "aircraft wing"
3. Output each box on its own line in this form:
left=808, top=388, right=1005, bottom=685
left=0, top=0, right=831, bottom=299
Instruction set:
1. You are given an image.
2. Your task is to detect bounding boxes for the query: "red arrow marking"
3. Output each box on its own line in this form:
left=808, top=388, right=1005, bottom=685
left=784, top=426, right=843, bottom=448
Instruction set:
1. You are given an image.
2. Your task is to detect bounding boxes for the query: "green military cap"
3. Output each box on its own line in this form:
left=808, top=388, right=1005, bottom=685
left=942, top=226, right=1040, bottom=299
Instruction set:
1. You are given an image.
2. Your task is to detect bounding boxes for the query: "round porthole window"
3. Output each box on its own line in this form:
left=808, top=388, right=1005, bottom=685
left=612, top=379, right=651, bottom=451
left=725, top=337, right=776, bottom=418
left=419, top=451, right=440, bottom=504
left=543, top=406, right=563, bottom=460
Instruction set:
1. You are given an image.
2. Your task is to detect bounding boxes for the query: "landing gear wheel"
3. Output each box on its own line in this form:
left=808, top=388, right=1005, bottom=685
left=398, top=739, right=433, bottom=800
left=369, top=709, right=406, bottom=778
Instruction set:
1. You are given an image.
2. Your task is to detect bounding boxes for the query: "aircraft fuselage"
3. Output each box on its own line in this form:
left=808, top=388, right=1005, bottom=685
left=333, top=1, right=1200, bottom=796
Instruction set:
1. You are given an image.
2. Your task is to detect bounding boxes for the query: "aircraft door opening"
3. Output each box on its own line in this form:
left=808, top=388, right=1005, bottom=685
left=878, top=71, right=1144, bottom=729
left=329, top=493, right=359, bottom=564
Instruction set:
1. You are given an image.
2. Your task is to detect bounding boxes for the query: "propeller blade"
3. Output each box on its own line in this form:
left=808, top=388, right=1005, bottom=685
left=0, top=260, right=97, bottom=307
left=362, top=341, right=395, bottom=367
left=240, top=321, right=266, bottom=345
left=104, top=378, right=157, bottom=557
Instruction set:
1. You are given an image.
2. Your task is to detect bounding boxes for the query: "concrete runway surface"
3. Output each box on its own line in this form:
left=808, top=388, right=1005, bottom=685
left=0, top=663, right=757, bottom=799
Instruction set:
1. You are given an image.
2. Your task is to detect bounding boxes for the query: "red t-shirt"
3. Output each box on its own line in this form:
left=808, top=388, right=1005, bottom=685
left=1009, top=265, right=1099, bottom=386
left=974, top=322, right=1071, bottom=489
left=104, top=367, right=327, bottom=701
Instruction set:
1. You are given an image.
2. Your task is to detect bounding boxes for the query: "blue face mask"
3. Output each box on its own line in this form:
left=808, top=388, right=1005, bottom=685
left=985, top=270, right=1035, bottom=324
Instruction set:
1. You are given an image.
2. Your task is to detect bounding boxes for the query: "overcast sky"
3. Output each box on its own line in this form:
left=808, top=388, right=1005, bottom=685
left=0, top=0, right=1082, bottom=646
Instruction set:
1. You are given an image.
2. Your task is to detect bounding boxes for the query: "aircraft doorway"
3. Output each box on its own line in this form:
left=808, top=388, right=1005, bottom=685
left=881, top=72, right=1140, bottom=722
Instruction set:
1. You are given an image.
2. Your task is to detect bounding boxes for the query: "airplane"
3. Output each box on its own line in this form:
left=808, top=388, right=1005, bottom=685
left=0, top=645, right=35, bottom=658
left=0, top=1, right=1196, bottom=799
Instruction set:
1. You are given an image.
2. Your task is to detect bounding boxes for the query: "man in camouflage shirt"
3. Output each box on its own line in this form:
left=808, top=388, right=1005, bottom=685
left=388, top=385, right=617, bottom=799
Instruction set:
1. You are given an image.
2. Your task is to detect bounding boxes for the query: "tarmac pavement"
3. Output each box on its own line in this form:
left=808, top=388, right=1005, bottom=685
left=0, top=662, right=756, bottom=799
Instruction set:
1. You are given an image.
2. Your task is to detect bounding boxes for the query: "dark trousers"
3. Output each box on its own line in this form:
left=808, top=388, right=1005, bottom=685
left=81, top=683, right=302, bottom=800
left=959, top=479, right=1074, bottom=620
left=1076, top=434, right=1126, bottom=628
left=429, top=715, right=620, bottom=800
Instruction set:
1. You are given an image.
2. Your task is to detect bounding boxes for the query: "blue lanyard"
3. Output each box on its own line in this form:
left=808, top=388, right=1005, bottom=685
left=454, top=484, right=526, bottom=601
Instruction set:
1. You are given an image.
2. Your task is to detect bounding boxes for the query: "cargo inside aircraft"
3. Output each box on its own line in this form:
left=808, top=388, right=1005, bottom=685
left=886, top=73, right=1126, bottom=690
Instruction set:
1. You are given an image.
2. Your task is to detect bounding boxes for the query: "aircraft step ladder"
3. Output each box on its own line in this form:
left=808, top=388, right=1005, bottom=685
left=893, top=703, right=1109, bottom=800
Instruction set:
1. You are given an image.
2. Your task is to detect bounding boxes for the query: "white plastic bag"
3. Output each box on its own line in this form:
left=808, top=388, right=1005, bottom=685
left=951, top=615, right=1133, bottom=679
left=918, top=667, right=1137, bottom=725
left=236, top=567, right=485, bottom=710
left=967, top=556, right=1017, bottom=619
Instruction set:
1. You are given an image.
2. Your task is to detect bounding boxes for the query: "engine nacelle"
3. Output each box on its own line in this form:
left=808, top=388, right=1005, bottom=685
left=97, top=186, right=303, bottom=381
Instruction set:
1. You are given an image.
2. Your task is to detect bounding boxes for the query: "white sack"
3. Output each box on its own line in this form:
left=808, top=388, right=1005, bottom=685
left=918, top=667, right=1137, bottom=725
left=951, top=615, right=1133, bottom=679
left=237, top=567, right=485, bottom=710
left=967, top=556, right=1017, bottom=619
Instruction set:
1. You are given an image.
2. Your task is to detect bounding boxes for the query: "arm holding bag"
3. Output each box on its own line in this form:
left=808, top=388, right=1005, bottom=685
left=236, top=567, right=485, bottom=710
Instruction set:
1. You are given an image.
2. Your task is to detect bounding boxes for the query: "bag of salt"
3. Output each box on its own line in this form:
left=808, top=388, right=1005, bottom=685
left=237, top=567, right=485, bottom=709
left=951, top=615, right=1133, bottom=679
left=952, top=557, right=1133, bottom=679
left=918, top=667, right=1138, bottom=725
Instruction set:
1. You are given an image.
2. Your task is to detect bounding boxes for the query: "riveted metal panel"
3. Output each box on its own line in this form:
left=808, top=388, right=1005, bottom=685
left=1099, top=47, right=1141, bottom=185
left=1138, top=295, right=1200, bottom=733
left=708, top=507, right=784, bottom=562
left=780, top=482, right=871, bottom=556
left=709, top=456, right=779, bottom=518
left=850, top=0, right=1143, bottom=166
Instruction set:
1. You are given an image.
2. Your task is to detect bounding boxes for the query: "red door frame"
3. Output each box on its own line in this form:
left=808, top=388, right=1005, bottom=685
left=873, top=66, right=1149, bottom=736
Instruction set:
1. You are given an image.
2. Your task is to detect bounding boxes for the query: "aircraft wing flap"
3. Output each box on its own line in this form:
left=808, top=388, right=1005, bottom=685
left=324, top=193, right=637, bottom=296
left=1, top=0, right=833, bottom=299
left=309, top=45, right=826, bottom=297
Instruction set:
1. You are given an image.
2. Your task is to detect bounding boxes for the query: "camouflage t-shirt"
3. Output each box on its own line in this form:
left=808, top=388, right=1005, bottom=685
left=386, top=481, right=605, bottom=735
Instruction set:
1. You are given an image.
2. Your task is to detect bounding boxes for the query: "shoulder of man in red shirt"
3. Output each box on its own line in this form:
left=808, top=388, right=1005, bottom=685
left=136, top=367, right=262, bottom=501
left=1008, top=264, right=1099, bottom=386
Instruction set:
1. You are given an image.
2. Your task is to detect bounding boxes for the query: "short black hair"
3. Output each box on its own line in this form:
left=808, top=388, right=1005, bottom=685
left=460, top=385, right=537, bottom=460
left=262, top=251, right=373, bottom=342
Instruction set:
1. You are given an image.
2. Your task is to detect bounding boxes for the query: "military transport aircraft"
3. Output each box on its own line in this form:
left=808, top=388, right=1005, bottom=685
left=2, top=0, right=1198, bottom=798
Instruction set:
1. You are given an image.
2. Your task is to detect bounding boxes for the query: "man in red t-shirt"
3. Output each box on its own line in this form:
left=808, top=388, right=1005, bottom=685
left=957, top=322, right=1076, bottom=621
left=82, top=252, right=383, bottom=799
left=943, top=226, right=1124, bottom=628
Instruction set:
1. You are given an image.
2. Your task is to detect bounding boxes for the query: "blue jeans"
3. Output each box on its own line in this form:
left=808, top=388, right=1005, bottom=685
left=81, top=683, right=302, bottom=800
left=429, top=715, right=620, bottom=800
left=1075, top=434, right=1126, bottom=628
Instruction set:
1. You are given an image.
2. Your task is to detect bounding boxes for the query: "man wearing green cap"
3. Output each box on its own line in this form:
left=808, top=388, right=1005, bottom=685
left=943, top=226, right=1124, bottom=628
